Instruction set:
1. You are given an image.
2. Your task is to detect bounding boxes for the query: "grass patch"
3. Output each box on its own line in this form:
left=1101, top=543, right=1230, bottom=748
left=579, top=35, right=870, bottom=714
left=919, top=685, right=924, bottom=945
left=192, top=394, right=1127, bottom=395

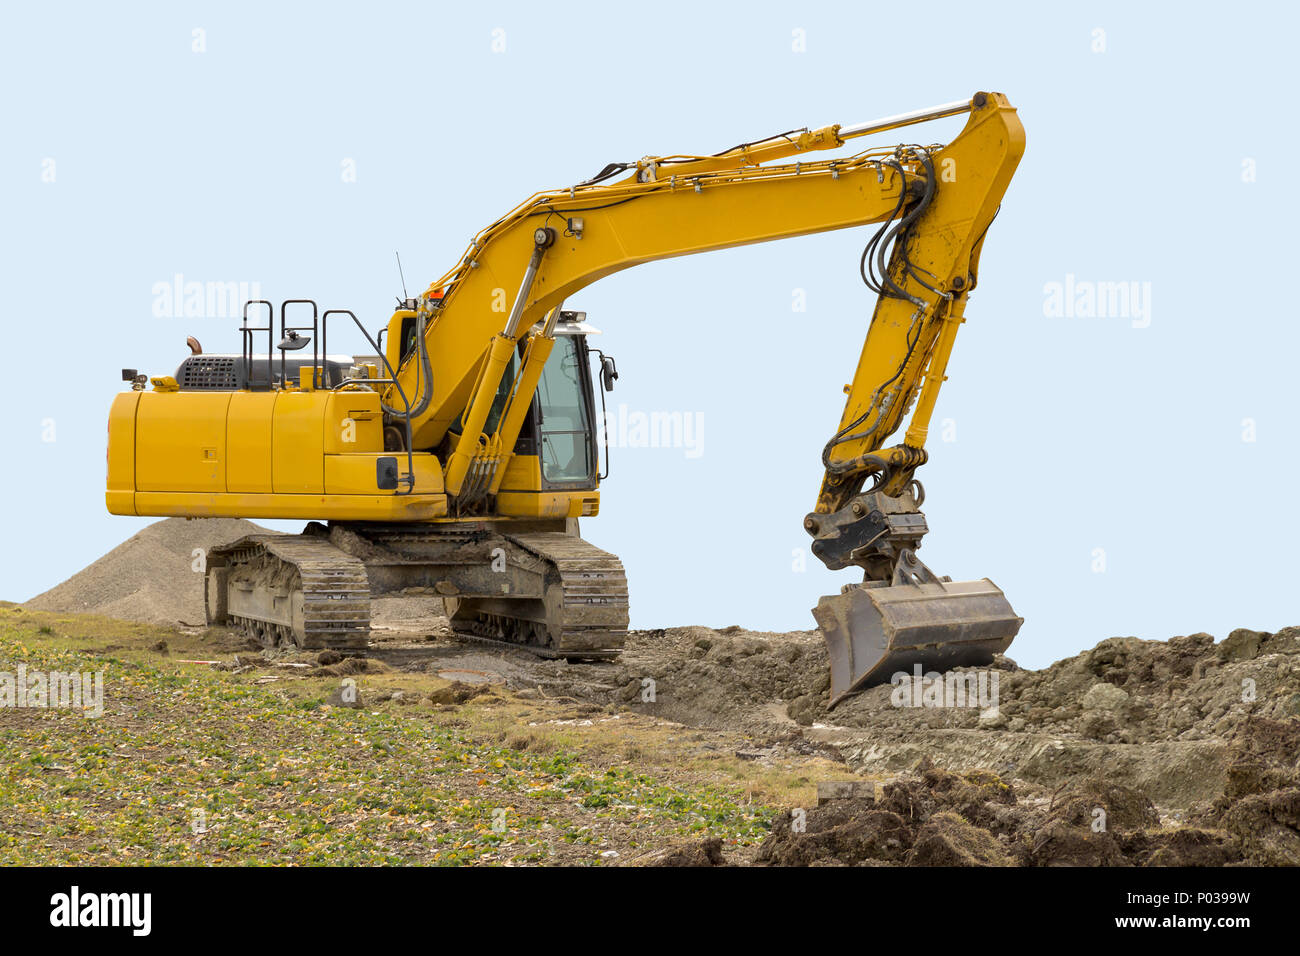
left=0, top=607, right=779, bottom=865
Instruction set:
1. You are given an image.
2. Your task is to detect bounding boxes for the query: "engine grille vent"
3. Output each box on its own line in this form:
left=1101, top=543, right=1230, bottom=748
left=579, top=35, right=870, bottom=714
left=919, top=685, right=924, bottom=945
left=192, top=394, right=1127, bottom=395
left=177, top=356, right=238, bottom=390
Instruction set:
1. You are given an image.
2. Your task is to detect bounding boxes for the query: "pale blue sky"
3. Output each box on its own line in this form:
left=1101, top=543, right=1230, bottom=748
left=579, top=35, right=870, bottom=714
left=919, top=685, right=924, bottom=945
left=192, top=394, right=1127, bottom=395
left=3, top=1, right=1296, bottom=667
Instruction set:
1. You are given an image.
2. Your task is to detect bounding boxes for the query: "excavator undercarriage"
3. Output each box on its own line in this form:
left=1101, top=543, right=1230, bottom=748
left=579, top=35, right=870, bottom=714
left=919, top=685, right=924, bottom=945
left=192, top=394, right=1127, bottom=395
left=205, top=520, right=629, bottom=659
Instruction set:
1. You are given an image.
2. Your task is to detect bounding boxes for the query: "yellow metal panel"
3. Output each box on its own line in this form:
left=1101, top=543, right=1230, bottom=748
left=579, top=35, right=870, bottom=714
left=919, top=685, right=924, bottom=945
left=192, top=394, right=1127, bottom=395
left=324, top=453, right=444, bottom=496
left=272, top=391, right=327, bottom=494
left=106, top=391, right=140, bottom=515
left=497, top=455, right=543, bottom=493
left=323, top=392, right=383, bottom=454
left=135, top=391, right=231, bottom=493
left=227, top=391, right=277, bottom=493
left=134, top=491, right=448, bottom=521
left=105, top=491, right=136, bottom=515
left=496, top=491, right=598, bottom=519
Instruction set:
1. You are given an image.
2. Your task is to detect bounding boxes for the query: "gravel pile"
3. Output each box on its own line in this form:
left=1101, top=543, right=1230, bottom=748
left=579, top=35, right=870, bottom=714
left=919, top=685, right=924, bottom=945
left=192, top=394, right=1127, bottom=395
left=24, top=517, right=272, bottom=626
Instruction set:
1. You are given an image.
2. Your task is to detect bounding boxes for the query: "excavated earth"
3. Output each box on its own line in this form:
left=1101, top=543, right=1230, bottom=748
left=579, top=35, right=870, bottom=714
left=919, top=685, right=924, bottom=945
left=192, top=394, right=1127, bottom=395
left=24, top=518, right=1300, bottom=866
left=540, top=624, right=1300, bottom=865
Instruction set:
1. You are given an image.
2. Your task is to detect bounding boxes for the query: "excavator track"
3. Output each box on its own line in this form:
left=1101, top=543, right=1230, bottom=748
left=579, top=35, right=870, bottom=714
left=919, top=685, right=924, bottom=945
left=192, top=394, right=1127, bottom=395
left=505, top=531, right=627, bottom=656
left=448, top=630, right=603, bottom=661
left=205, top=535, right=370, bottom=651
left=205, top=525, right=628, bottom=661
left=440, top=531, right=628, bottom=659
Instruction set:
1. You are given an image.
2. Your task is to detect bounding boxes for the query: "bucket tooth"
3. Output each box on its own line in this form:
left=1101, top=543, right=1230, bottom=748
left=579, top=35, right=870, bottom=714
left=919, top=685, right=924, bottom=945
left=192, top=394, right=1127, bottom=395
left=814, top=578, right=1022, bottom=707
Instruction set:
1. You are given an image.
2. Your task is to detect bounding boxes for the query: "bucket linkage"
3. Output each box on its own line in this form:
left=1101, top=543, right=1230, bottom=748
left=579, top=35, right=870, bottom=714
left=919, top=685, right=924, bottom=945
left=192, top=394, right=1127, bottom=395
left=805, top=488, right=1021, bottom=707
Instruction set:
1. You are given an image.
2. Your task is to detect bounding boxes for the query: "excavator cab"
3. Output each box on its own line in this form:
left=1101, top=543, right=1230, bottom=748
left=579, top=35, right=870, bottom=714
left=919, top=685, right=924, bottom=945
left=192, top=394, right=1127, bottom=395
left=441, top=311, right=609, bottom=491
left=529, top=322, right=601, bottom=487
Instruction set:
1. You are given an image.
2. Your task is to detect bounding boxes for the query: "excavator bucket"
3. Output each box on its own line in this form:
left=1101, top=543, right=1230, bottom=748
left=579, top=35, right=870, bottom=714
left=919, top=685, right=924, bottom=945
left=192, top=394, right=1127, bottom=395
left=813, top=578, right=1022, bottom=707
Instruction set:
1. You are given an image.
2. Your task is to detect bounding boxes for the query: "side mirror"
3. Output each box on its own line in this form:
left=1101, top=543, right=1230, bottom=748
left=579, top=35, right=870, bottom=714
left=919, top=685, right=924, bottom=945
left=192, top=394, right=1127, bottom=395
left=600, top=355, right=619, bottom=392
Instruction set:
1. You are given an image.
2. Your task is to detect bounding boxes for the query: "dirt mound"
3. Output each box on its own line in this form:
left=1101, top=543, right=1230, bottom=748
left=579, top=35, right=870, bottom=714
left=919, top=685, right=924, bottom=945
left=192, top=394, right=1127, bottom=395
left=820, top=627, right=1300, bottom=807
left=539, top=625, right=830, bottom=731
left=1191, top=717, right=1300, bottom=866
left=755, top=746, right=1289, bottom=867
left=24, top=517, right=273, bottom=626
left=627, top=838, right=725, bottom=867
left=586, top=624, right=1300, bottom=741
left=536, top=622, right=1300, bottom=820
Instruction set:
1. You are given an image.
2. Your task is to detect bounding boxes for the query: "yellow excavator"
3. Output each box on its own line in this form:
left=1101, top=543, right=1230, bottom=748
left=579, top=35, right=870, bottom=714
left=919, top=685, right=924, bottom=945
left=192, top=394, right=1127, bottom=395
left=107, top=91, right=1025, bottom=706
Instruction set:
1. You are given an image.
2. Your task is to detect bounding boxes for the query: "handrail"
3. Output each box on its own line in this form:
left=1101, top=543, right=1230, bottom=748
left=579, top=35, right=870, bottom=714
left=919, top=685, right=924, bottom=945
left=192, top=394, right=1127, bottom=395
left=279, top=299, right=320, bottom=389
left=241, top=300, right=274, bottom=390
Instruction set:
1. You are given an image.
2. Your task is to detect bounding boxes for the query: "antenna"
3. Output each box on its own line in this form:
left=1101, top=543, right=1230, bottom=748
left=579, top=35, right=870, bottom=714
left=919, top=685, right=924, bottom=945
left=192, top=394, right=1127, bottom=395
left=395, top=251, right=410, bottom=304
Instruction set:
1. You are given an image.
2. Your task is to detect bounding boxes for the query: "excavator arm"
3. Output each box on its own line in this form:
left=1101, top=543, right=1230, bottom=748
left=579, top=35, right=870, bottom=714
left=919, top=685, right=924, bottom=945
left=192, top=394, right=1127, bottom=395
left=379, top=91, right=1026, bottom=703
left=389, top=92, right=1022, bottom=513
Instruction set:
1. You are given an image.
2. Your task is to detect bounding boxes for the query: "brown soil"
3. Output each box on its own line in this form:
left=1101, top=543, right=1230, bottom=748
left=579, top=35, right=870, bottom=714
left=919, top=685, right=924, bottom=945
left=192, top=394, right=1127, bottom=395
left=22, top=518, right=1300, bottom=865
left=537, top=625, right=1300, bottom=802
left=754, top=716, right=1297, bottom=867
